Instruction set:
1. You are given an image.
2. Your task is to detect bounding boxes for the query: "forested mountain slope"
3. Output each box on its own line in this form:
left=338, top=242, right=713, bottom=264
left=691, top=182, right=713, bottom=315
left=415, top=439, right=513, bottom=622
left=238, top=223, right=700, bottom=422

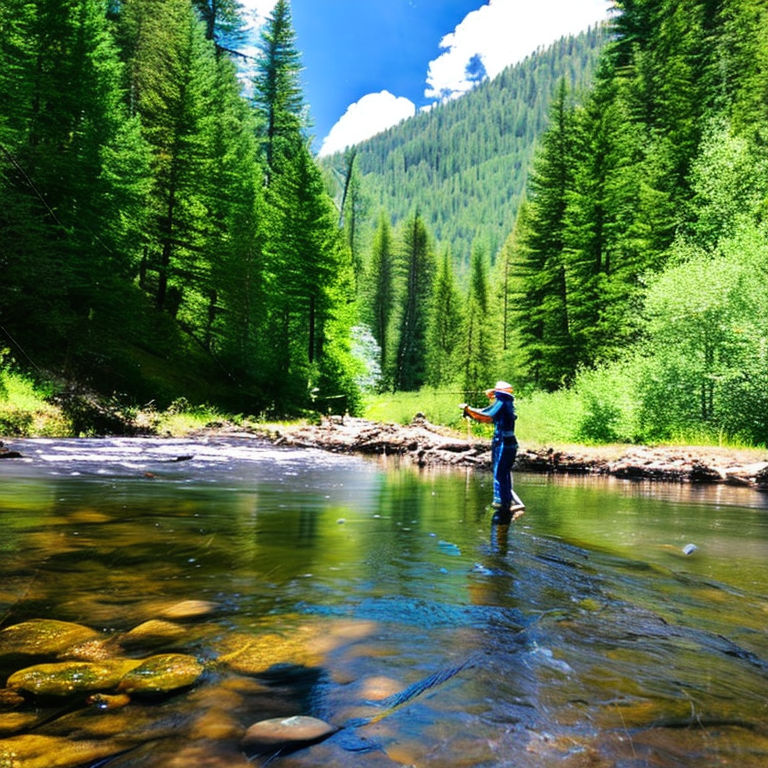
left=323, top=25, right=608, bottom=266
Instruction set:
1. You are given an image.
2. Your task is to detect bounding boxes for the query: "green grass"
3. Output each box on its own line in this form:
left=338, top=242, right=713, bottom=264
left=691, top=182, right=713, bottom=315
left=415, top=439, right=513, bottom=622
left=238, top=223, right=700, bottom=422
left=363, top=387, right=584, bottom=444
left=0, top=367, right=71, bottom=437
left=362, top=385, right=763, bottom=450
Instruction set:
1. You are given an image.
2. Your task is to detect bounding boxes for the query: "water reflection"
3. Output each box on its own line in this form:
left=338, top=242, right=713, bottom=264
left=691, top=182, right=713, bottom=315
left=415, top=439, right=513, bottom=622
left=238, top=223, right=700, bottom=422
left=0, top=438, right=767, bottom=767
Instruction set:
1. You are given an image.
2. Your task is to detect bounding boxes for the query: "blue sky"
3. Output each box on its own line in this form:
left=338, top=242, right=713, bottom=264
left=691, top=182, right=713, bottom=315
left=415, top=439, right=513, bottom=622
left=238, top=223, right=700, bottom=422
left=241, top=0, right=612, bottom=155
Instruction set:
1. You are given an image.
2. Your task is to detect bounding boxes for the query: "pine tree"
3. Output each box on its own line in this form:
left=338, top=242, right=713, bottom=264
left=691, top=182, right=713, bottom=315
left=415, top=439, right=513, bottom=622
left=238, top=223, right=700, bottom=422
left=392, top=213, right=434, bottom=391
left=426, top=250, right=464, bottom=387
left=493, top=203, right=529, bottom=374
left=202, top=53, right=267, bottom=368
left=252, top=0, right=303, bottom=177
left=516, top=80, right=577, bottom=388
left=253, top=0, right=357, bottom=410
left=462, top=243, right=494, bottom=393
left=367, top=212, right=396, bottom=377
left=117, top=0, right=218, bottom=322
left=562, top=57, right=646, bottom=365
left=192, top=0, right=245, bottom=53
left=716, top=0, right=768, bottom=132
left=339, top=149, right=368, bottom=289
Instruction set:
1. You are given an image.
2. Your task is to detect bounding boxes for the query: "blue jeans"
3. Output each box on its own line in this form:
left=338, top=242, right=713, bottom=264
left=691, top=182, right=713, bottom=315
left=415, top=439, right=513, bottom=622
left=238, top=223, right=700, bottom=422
left=494, top=439, right=518, bottom=510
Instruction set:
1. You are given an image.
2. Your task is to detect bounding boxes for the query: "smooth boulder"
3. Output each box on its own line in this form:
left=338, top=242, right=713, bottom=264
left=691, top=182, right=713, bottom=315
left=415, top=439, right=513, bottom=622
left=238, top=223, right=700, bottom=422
left=241, top=715, right=337, bottom=752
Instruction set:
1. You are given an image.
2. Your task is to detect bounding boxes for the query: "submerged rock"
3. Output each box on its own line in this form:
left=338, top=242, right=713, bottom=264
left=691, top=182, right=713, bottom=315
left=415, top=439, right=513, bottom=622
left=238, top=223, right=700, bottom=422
left=0, top=688, right=25, bottom=709
left=0, top=619, right=103, bottom=660
left=241, top=715, right=338, bottom=752
left=0, top=711, right=39, bottom=736
left=117, top=653, right=204, bottom=694
left=157, top=600, right=217, bottom=620
left=0, top=733, right=127, bottom=768
left=216, top=632, right=322, bottom=675
left=121, top=620, right=186, bottom=647
left=8, top=659, right=141, bottom=697
left=86, top=692, right=132, bottom=710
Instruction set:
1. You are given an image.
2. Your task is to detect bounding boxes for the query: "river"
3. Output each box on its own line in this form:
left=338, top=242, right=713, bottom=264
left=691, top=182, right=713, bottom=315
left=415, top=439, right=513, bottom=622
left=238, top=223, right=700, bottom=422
left=1, top=436, right=767, bottom=767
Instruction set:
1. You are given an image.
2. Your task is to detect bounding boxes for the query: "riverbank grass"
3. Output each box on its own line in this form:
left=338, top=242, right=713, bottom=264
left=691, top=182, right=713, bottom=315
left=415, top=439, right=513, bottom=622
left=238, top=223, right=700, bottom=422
left=0, top=366, right=70, bottom=436
left=361, top=387, right=582, bottom=445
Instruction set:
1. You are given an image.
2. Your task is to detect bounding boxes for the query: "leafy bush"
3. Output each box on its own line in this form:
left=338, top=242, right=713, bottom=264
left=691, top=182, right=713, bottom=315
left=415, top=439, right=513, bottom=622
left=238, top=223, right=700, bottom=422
left=637, top=225, right=768, bottom=444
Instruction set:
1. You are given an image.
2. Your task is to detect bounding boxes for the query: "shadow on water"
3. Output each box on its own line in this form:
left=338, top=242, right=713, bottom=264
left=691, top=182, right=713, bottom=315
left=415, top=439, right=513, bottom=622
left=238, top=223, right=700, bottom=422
left=0, top=438, right=767, bottom=766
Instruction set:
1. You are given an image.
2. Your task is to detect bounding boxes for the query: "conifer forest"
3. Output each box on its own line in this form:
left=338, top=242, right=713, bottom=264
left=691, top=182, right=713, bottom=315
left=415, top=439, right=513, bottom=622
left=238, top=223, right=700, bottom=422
left=2, top=0, right=768, bottom=444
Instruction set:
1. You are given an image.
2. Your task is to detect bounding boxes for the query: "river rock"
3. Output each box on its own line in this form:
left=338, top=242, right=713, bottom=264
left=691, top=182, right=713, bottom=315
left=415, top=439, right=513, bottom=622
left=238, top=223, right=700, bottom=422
left=216, top=631, right=322, bottom=675
left=0, top=688, right=25, bottom=709
left=0, top=734, right=127, bottom=768
left=0, top=711, right=39, bottom=735
left=754, top=464, right=768, bottom=488
left=86, top=692, right=131, bottom=710
left=157, top=600, right=217, bottom=620
left=0, top=619, right=102, bottom=660
left=7, top=659, right=141, bottom=697
left=240, top=715, right=338, bottom=751
left=121, top=620, right=186, bottom=647
left=117, top=653, right=204, bottom=694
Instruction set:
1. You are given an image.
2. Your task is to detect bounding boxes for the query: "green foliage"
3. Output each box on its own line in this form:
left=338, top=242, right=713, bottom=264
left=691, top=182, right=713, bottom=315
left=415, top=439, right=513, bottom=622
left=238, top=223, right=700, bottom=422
left=392, top=213, right=434, bottom=391
left=461, top=243, right=494, bottom=392
left=426, top=250, right=464, bottom=388
left=0, top=0, right=362, bottom=421
left=515, top=80, right=578, bottom=388
left=252, top=0, right=303, bottom=173
left=0, top=360, right=71, bottom=437
left=363, top=212, right=396, bottom=377
left=684, top=119, right=768, bottom=249
left=637, top=225, right=768, bottom=444
left=572, top=359, right=643, bottom=444
left=364, top=389, right=471, bottom=430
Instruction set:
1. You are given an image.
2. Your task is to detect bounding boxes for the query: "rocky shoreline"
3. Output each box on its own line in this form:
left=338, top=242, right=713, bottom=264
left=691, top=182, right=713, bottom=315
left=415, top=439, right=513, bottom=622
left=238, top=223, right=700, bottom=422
left=260, top=415, right=768, bottom=489
left=2, top=416, right=768, bottom=489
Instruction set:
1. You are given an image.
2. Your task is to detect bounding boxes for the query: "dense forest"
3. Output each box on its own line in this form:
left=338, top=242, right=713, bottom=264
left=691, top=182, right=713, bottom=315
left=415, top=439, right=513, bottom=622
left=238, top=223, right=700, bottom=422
left=0, top=0, right=358, bottom=416
left=2, top=0, right=768, bottom=445
left=322, top=25, right=609, bottom=268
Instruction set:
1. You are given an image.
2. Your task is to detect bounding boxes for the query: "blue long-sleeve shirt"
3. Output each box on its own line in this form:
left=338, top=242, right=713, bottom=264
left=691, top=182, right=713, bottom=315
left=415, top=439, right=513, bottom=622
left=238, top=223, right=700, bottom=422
left=466, top=391, right=517, bottom=443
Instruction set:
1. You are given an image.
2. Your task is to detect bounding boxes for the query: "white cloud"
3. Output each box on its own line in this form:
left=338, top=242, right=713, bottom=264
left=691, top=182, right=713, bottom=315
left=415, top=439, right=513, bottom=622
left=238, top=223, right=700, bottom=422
left=318, top=91, right=417, bottom=157
left=425, top=0, right=612, bottom=101
left=239, top=0, right=278, bottom=29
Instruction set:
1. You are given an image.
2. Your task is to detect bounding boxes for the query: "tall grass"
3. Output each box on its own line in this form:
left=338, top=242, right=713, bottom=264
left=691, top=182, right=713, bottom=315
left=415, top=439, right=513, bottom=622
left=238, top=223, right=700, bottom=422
left=362, top=387, right=583, bottom=444
left=0, top=366, right=70, bottom=436
left=362, top=371, right=762, bottom=449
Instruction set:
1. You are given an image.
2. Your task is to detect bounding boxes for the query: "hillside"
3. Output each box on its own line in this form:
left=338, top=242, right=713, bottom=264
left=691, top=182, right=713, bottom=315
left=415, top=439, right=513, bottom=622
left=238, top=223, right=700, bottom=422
left=322, top=25, right=609, bottom=267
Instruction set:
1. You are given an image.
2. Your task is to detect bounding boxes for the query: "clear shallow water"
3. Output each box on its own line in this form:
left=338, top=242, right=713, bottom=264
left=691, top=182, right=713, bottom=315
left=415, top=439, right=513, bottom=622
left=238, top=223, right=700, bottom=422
left=0, top=437, right=767, bottom=767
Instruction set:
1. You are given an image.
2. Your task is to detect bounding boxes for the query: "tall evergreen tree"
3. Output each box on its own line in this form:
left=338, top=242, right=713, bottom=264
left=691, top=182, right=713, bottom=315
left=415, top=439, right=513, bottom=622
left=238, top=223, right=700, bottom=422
left=392, top=213, right=434, bottom=391
left=562, top=57, right=646, bottom=365
left=117, top=0, right=218, bottom=323
left=251, top=0, right=303, bottom=177
left=202, top=53, right=266, bottom=366
left=516, top=80, right=577, bottom=388
left=253, top=0, right=357, bottom=410
left=192, top=0, right=245, bottom=53
left=716, top=0, right=768, bottom=132
left=426, top=249, right=464, bottom=387
left=367, top=212, right=396, bottom=377
left=462, top=243, right=494, bottom=393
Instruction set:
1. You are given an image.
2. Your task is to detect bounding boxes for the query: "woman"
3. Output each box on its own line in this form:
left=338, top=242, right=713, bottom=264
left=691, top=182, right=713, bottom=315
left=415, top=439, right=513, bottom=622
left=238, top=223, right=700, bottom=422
left=462, top=381, right=524, bottom=524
